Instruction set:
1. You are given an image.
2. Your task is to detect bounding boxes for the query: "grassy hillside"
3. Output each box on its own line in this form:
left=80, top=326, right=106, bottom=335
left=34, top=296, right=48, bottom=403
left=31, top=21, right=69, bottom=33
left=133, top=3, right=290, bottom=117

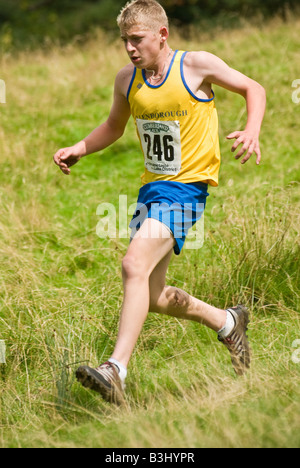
left=0, top=17, right=300, bottom=448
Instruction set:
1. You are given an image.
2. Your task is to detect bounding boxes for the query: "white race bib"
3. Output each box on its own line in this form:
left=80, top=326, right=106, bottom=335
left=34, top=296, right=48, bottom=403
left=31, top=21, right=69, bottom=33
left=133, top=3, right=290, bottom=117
left=136, top=119, right=182, bottom=175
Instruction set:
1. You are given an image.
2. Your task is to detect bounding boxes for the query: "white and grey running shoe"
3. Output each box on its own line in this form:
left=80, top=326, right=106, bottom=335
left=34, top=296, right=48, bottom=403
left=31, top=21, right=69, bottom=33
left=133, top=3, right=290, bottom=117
left=76, top=361, right=125, bottom=405
left=218, top=305, right=250, bottom=376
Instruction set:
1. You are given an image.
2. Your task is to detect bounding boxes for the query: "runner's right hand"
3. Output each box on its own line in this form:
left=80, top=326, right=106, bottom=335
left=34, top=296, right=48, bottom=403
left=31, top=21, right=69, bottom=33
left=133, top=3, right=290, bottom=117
left=53, top=145, right=83, bottom=175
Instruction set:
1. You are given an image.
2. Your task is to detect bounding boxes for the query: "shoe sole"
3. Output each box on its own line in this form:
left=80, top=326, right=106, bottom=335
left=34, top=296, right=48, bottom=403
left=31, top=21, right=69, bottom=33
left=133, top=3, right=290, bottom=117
left=75, top=366, right=123, bottom=405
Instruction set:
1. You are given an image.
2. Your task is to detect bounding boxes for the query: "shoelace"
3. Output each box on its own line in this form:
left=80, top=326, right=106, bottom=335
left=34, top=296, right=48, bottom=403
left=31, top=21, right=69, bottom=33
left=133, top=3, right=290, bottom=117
left=95, top=362, right=118, bottom=383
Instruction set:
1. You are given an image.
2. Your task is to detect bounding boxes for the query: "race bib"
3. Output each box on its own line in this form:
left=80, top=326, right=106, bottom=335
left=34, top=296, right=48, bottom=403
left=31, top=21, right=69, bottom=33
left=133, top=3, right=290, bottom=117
left=136, top=119, right=182, bottom=175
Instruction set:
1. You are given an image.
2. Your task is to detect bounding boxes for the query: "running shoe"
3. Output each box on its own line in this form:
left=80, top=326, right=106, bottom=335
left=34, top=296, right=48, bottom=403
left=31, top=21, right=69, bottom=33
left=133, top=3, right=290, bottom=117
left=218, top=305, right=250, bottom=376
left=76, top=361, right=125, bottom=405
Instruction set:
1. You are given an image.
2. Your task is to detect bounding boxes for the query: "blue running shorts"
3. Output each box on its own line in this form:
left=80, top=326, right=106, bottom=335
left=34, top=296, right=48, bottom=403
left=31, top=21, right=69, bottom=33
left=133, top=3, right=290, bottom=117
left=129, top=181, right=209, bottom=255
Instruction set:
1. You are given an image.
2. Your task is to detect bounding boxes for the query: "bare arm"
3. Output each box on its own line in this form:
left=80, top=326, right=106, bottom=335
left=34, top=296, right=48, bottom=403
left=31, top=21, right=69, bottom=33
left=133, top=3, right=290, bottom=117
left=195, top=52, right=266, bottom=164
left=54, top=67, right=131, bottom=175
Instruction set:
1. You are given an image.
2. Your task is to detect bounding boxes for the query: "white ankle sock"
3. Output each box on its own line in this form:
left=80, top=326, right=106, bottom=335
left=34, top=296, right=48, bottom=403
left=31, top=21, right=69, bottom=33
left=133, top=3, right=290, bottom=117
left=108, top=358, right=127, bottom=382
left=218, top=310, right=235, bottom=338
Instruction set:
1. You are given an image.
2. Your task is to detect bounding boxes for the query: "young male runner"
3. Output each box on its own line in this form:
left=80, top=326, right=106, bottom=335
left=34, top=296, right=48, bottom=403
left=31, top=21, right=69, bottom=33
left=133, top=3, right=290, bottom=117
left=53, top=0, right=266, bottom=404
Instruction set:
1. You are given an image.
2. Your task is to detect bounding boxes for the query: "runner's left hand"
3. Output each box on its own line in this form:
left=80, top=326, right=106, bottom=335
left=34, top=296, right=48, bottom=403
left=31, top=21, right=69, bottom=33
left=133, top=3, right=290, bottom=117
left=227, top=130, right=261, bottom=165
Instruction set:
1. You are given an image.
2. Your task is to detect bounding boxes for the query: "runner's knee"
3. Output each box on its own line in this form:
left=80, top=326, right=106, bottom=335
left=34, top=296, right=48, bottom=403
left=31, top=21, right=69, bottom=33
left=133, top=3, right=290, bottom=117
left=122, top=253, right=149, bottom=281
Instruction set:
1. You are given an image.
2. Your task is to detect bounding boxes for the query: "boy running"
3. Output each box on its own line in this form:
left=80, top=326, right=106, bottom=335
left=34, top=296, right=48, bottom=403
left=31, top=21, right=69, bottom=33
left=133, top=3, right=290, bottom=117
left=53, top=0, right=266, bottom=404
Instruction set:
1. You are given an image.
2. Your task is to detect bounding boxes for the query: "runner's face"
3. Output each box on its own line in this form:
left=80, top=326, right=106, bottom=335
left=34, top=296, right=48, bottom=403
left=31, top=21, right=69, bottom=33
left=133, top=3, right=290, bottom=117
left=121, top=26, right=162, bottom=69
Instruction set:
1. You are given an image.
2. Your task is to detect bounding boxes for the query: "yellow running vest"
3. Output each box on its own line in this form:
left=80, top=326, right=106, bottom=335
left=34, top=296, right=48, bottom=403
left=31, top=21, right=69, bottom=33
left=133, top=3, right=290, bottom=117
left=127, top=50, right=221, bottom=187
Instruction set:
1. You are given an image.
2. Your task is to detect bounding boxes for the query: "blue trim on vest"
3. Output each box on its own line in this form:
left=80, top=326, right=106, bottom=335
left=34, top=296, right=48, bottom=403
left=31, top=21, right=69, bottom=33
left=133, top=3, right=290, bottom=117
left=142, top=50, right=179, bottom=89
left=126, top=67, right=137, bottom=101
left=180, top=51, right=215, bottom=103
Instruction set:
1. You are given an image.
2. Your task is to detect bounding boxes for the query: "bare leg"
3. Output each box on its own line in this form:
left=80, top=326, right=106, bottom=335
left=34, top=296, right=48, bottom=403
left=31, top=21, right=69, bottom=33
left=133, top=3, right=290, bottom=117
left=111, top=218, right=175, bottom=368
left=149, top=252, right=226, bottom=331
left=150, top=285, right=226, bottom=331
left=111, top=218, right=226, bottom=369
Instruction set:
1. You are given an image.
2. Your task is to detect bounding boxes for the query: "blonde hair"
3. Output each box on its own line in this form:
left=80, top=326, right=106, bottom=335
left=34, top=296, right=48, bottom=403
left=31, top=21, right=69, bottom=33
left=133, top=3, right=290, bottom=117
left=117, top=0, right=169, bottom=34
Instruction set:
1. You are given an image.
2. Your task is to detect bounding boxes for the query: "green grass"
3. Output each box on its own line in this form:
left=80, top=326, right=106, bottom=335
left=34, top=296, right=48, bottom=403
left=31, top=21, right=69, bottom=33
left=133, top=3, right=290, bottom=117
left=0, top=18, right=300, bottom=448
